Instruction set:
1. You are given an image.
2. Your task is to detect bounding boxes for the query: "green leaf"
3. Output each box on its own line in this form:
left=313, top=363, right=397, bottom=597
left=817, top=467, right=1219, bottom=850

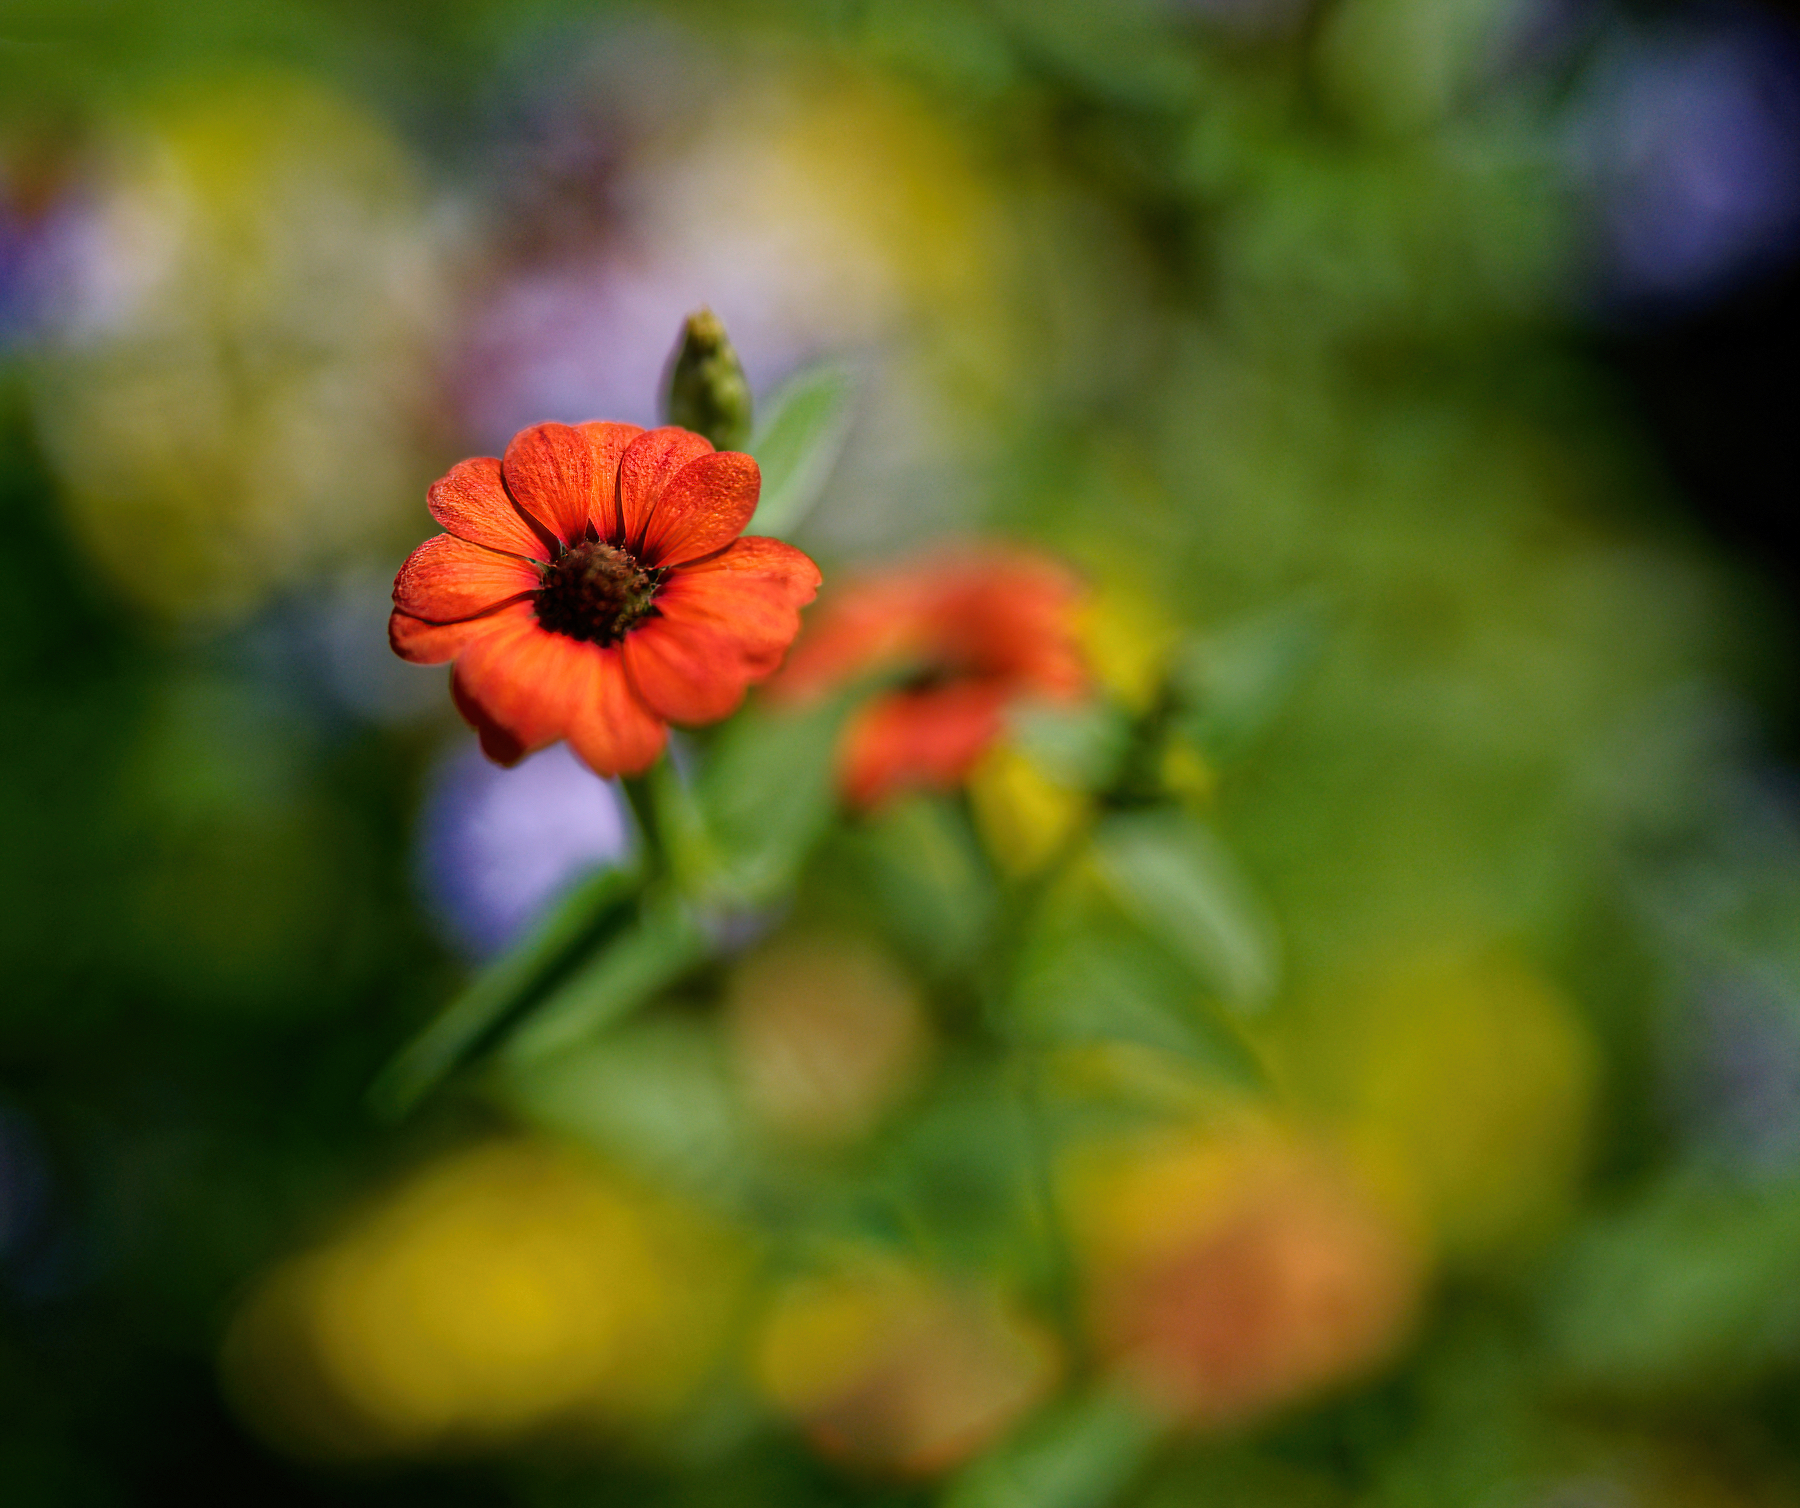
left=942, top=1385, right=1161, bottom=1508
left=1007, top=914, right=1268, bottom=1088
left=1170, top=598, right=1328, bottom=761
left=1543, top=1168, right=1800, bottom=1395
left=498, top=894, right=707, bottom=1068
left=1009, top=700, right=1133, bottom=792
left=692, top=693, right=855, bottom=905
left=1091, top=811, right=1280, bottom=1012
left=747, top=361, right=856, bottom=539
left=836, top=796, right=998, bottom=977
left=367, top=865, right=637, bottom=1120
left=503, top=1017, right=749, bottom=1198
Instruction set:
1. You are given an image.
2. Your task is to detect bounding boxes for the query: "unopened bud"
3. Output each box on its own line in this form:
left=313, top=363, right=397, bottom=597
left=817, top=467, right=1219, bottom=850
left=663, top=308, right=753, bottom=451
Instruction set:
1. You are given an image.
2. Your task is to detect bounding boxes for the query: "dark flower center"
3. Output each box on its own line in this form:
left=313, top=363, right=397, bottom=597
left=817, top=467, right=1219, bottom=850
left=534, top=542, right=660, bottom=645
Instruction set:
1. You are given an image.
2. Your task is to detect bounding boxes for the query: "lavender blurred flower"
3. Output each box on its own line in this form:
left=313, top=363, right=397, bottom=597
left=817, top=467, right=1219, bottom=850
left=415, top=741, right=632, bottom=959
left=1572, top=10, right=1800, bottom=305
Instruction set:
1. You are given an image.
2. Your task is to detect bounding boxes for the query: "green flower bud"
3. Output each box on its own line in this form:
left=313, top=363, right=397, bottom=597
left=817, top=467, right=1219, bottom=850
left=663, top=308, right=753, bottom=452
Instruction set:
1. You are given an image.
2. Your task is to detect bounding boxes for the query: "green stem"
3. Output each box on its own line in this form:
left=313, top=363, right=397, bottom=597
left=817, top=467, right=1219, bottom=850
left=619, top=770, right=664, bottom=884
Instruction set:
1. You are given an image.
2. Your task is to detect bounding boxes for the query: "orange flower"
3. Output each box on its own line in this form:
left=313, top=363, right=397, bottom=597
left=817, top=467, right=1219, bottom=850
left=772, top=548, right=1087, bottom=806
left=389, top=422, right=820, bottom=776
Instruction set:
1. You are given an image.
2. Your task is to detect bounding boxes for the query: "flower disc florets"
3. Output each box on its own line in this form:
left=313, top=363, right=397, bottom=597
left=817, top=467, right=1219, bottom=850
left=535, top=542, right=660, bottom=645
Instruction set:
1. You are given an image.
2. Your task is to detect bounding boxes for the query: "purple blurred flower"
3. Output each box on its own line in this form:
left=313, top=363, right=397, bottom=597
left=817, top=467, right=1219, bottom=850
left=1573, top=9, right=1800, bottom=304
left=416, top=741, right=632, bottom=959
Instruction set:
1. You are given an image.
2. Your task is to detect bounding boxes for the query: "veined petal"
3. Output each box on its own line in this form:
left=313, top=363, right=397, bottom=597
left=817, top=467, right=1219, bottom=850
left=622, top=537, right=821, bottom=725
left=567, top=648, right=668, bottom=777
left=575, top=420, right=647, bottom=544
left=617, top=426, right=714, bottom=556
left=427, top=456, right=550, bottom=560
left=388, top=602, right=532, bottom=664
left=452, top=613, right=599, bottom=763
left=638, top=451, right=761, bottom=567
left=675, top=535, right=823, bottom=609
left=503, top=422, right=606, bottom=547
left=393, top=533, right=542, bottom=623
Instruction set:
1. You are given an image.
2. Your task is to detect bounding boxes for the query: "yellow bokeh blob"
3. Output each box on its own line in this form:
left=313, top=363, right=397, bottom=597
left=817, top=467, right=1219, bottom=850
left=35, top=72, right=442, bottom=621
left=222, top=1140, right=746, bottom=1458
left=1302, top=949, right=1598, bottom=1263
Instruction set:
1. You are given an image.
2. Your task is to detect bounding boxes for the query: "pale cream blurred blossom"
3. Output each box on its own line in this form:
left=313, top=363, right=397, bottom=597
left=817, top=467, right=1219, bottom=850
left=33, top=73, right=445, bottom=621
left=725, top=933, right=930, bottom=1146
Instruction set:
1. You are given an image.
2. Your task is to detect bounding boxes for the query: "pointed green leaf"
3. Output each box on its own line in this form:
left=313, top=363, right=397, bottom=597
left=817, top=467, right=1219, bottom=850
left=368, top=865, right=637, bottom=1120
left=747, top=361, right=855, bottom=539
left=499, top=894, right=706, bottom=1068
left=1171, top=598, right=1328, bottom=760
left=694, top=692, right=858, bottom=905
left=1092, top=811, right=1280, bottom=1012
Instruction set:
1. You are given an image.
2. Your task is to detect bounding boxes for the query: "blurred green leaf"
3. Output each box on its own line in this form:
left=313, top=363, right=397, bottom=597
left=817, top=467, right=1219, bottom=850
left=504, top=1017, right=749, bottom=1198
left=691, top=693, right=857, bottom=904
left=368, top=866, right=637, bottom=1120
left=1543, top=1168, right=1800, bottom=1396
left=747, top=361, right=856, bottom=539
left=834, top=796, right=998, bottom=977
left=1091, top=811, right=1280, bottom=1012
left=942, top=1385, right=1161, bottom=1508
left=1007, top=913, right=1267, bottom=1087
left=1009, top=700, right=1133, bottom=792
left=873, top=1071, right=1047, bottom=1275
left=499, top=893, right=707, bottom=1068
left=1171, top=599, right=1328, bottom=761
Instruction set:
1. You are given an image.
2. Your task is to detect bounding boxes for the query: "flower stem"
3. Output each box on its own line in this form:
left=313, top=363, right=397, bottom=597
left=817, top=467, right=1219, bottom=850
left=619, top=770, right=665, bottom=883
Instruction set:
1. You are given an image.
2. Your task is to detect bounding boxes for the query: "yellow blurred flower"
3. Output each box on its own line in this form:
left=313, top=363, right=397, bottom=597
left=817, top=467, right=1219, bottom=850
left=751, top=1249, right=1061, bottom=1477
left=222, top=1140, right=746, bottom=1458
left=725, top=933, right=930, bottom=1146
left=34, top=72, right=442, bottom=621
left=1063, top=1117, right=1424, bottom=1431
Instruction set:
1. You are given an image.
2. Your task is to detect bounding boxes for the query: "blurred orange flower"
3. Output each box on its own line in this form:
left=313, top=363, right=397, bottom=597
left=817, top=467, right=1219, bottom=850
left=752, top=1251, right=1061, bottom=1477
left=1068, top=1125, right=1423, bottom=1431
left=390, top=422, right=820, bottom=776
left=772, top=548, right=1087, bottom=806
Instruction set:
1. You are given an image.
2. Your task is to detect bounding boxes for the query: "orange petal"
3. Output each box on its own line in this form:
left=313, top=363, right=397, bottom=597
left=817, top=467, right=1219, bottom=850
left=622, top=537, right=821, bottom=725
left=575, top=420, right=648, bottom=545
left=503, top=422, right=607, bottom=548
left=617, top=426, right=714, bottom=556
left=388, top=602, right=531, bottom=664
left=393, top=533, right=542, bottom=623
left=451, top=674, right=529, bottom=766
left=451, top=613, right=598, bottom=762
left=427, top=455, right=552, bottom=560
left=841, top=683, right=1009, bottom=807
left=675, top=535, right=823, bottom=611
left=637, top=450, right=762, bottom=567
left=567, top=648, right=668, bottom=777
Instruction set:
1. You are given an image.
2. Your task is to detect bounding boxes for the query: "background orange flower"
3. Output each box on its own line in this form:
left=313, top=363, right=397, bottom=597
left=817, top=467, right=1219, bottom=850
left=772, top=548, right=1087, bottom=806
